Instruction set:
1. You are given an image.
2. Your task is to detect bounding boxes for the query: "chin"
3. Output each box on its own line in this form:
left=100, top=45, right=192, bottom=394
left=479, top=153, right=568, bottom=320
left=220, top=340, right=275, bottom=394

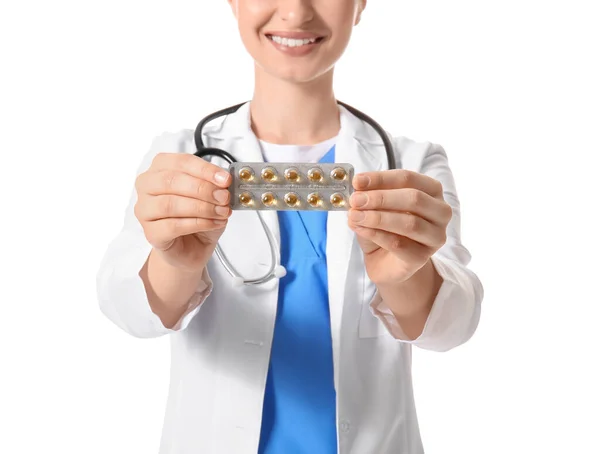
left=261, top=61, right=335, bottom=85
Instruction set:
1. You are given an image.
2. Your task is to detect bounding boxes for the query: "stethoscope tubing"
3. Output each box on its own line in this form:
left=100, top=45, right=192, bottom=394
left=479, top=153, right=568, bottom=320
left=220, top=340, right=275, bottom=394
left=194, top=101, right=398, bottom=286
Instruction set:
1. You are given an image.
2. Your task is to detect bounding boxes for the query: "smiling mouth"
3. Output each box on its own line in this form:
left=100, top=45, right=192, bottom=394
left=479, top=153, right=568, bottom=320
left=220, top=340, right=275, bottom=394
left=265, top=34, right=325, bottom=48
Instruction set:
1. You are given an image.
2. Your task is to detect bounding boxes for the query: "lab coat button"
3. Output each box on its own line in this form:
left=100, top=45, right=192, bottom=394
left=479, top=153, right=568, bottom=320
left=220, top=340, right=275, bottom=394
left=340, top=420, right=351, bottom=433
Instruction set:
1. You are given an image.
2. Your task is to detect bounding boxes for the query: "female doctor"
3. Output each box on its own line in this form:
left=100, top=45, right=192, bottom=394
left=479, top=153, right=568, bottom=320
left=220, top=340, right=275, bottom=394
left=96, top=1, right=483, bottom=453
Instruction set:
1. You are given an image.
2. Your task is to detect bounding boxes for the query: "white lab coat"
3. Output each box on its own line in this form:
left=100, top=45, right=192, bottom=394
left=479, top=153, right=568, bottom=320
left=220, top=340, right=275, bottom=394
left=96, top=102, right=483, bottom=454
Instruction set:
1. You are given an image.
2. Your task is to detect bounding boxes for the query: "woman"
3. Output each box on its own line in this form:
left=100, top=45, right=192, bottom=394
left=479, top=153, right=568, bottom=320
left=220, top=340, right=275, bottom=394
left=96, top=1, right=483, bottom=453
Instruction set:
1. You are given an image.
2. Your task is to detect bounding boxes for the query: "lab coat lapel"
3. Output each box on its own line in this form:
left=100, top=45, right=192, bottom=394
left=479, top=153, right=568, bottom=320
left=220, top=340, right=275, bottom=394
left=217, top=102, right=282, bottom=260
left=327, top=105, right=388, bottom=389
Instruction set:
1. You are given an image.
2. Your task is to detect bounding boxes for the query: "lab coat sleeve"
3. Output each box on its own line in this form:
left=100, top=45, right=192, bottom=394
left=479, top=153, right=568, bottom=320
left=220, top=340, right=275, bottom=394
left=96, top=131, right=213, bottom=338
left=369, top=142, right=483, bottom=352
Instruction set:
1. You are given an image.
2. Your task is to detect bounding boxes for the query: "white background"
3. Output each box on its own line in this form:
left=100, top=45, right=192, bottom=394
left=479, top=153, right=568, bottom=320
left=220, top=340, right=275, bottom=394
left=1, top=0, right=599, bottom=453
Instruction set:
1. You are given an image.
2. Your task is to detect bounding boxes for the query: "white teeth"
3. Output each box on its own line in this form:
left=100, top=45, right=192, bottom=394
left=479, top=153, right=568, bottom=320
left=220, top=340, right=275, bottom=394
left=270, top=35, right=317, bottom=47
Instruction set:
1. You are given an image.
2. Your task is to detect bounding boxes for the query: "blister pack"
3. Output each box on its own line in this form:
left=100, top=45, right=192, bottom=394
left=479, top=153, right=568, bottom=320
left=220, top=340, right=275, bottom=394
left=228, top=162, right=355, bottom=211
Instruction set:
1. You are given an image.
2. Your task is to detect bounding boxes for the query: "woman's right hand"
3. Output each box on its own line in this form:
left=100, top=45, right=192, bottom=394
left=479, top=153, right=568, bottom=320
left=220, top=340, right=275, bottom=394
left=134, top=152, right=232, bottom=272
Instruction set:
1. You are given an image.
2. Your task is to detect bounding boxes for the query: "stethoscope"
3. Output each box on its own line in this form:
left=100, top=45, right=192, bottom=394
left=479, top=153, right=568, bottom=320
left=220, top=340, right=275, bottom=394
left=193, top=101, right=398, bottom=286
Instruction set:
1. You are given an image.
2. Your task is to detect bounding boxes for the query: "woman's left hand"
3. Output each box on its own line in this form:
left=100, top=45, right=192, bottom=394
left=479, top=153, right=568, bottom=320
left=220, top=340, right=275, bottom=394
left=348, top=170, right=453, bottom=285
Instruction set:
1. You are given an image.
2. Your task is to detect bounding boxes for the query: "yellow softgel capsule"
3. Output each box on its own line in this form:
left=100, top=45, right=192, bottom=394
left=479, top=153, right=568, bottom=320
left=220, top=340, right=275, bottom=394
left=284, top=192, right=299, bottom=207
left=330, top=167, right=347, bottom=181
left=239, top=192, right=253, bottom=206
left=238, top=167, right=254, bottom=182
left=330, top=193, right=345, bottom=207
left=261, top=167, right=277, bottom=182
left=261, top=192, right=276, bottom=206
left=307, top=192, right=322, bottom=207
left=307, top=168, right=323, bottom=182
left=284, top=167, right=300, bottom=182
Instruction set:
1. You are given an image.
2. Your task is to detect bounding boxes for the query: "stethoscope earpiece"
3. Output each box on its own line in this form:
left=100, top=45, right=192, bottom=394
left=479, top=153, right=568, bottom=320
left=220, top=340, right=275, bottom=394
left=273, top=266, right=287, bottom=279
left=232, top=276, right=245, bottom=287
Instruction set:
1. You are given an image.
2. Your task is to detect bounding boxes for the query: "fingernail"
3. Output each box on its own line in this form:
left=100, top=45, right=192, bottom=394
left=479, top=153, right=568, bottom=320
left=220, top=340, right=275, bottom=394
left=214, top=219, right=227, bottom=225
left=351, top=193, right=368, bottom=208
left=215, top=205, right=229, bottom=216
left=213, top=189, right=229, bottom=204
left=354, top=175, right=370, bottom=188
left=349, top=210, right=365, bottom=222
left=214, top=171, right=230, bottom=184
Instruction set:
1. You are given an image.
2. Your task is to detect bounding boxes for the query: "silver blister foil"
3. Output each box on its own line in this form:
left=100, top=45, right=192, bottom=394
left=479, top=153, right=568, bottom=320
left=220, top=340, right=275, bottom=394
left=228, top=162, right=355, bottom=211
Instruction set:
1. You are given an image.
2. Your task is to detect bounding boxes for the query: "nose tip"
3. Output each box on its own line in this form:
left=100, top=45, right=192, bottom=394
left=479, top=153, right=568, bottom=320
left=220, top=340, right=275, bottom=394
left=279, top=0, right=314, bottom=23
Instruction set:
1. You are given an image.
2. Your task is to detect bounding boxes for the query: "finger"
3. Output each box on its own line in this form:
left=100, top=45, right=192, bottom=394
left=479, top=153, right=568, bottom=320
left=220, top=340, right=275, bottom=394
left=136, top=194, right=231, bottom=222
left=349, top=189, right=452, bottom=226
left=350, top=225, right=432, bottom=262
left=353, top=169, right=443, bottom=198
left=348, top=209, right=446, bottom=249
left=151, top=152, right=232, bottom=188
left=136, top=170, right=231, bottom=205
left=145, top=218, right=227, bottom=249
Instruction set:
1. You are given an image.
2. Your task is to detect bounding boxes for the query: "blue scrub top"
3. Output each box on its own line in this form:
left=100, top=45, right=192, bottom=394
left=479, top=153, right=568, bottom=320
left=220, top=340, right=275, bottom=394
left=258, top=146, right=337, bottom=454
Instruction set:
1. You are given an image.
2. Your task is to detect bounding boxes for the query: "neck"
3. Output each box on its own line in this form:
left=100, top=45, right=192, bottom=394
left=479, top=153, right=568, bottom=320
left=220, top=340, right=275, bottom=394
left=249, top=67, right=340, bottom=145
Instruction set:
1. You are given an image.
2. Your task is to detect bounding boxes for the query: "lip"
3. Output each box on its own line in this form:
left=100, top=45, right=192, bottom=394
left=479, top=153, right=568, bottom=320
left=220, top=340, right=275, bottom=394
left=265, top=33, right=324, bottom=57
left=264, top=31, right=324, bottom=40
